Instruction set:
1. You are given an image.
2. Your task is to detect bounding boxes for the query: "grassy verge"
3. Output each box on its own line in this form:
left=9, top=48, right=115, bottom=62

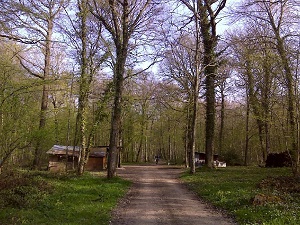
left=0, top=170, right=131, bottom=225
left=181, top=166, right=300, bottom=225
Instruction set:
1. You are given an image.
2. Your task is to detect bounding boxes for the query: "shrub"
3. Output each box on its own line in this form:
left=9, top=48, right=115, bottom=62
left=222, top=150, right=242, bottom=166
left=0, top=170, right=51, bottom=209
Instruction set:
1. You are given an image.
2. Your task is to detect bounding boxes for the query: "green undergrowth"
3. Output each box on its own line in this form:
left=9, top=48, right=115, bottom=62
left=0, top=170, right=131, bottom=225
left=181, top=166, right=300, bottom=225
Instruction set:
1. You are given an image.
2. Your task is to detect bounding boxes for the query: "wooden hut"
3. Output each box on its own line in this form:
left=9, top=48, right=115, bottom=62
left=194, top=152, right=226, bottom=167
left=195, top=152, right=219, bottom=162
left=46, top=145, right=108, bottom=172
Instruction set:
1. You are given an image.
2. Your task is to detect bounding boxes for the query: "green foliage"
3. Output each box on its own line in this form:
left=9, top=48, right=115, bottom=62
left=0, top=170, right=131, bottom=225
left=0, top=42, right=42, bottom=168
left=222, top=150, right=243, bottom=166
left=181, top=166, right=300, bottom=225
left=0, top=170, right=51, bottom=209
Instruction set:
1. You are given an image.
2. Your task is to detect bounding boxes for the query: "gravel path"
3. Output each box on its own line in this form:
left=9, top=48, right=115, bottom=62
left=110, top=164, right=236, bottom=225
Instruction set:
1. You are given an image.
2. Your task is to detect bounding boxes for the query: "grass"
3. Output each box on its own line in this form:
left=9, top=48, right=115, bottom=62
left=0, top=170, right=131, bottom=225
left=181, top=166, right=300, bottom=225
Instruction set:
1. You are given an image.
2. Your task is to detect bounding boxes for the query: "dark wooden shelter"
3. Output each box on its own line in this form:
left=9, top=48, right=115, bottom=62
left=195, top=152, right=219, bottom=161
left=46, top=145, right=108, bottom=172
left=194, top=152, right=226, bottom=167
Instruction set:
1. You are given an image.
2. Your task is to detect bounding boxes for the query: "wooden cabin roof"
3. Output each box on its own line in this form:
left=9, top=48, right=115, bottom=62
left=46, top=145, right=106, bottom=158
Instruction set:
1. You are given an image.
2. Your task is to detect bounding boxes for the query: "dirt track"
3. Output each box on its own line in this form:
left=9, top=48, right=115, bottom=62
left=110, top=164, right=236, bottom=225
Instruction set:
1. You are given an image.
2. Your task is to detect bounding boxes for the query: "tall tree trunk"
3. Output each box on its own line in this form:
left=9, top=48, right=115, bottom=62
left=188, top=5, right=202, bottom=173
left=66, top=75, right=75, bottom=172
left=90, top=0, right=153, bottom=178
left=246, top=56, right=267, bottom=163
left=244, top=92, right=250, bottom=166
left=108, top=39, right=127, bottom=177
left=51, top=99, right=59, bottom=144
left=189, top=75, right=199, bottom=174
left=275, top=34, right=298, bottom=175
left=205, top=69, right=216, bottom=168
left=180, top=0, right=226, bottom=170
left=168, top=117, right=171, bottom=164
left=77, top=0, right=90, bottom=175
left=199, top=1, right=217, bottom=169
left=184, top=105, right=190, bottom=168
left=219, top=80, right=225, bottom=155
left=257, top=122, right=266, bottom=162
left=108, top=62, right=125, bottom=178
left=262, top=49, right=272, bottom=157
left=33, top=19, right=53, bottom=170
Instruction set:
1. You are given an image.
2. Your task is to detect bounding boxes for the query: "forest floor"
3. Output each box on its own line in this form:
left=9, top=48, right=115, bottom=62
left=110, top=163, right=236, bottom=225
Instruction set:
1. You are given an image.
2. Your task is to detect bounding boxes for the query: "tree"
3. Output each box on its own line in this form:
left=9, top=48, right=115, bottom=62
left=0, top=40, right=37, bottom=172
left=149, top=80, right=186, bottom=164
left=58, top=0, right=109, bottom=174
left=0, top=0, right=69, bottom=169
left=230, top=26, right=279, bottom=163
left=90, top=0, right=162, bottom=178
left=216, top=62, right=231, bottom=156
left=234, top=0, right=300, bottom=175
left=180, top=0, right=227, bottom=168
left=121, top=73, right=166, bottom=163
left=160, top=29, right=204, bottom=172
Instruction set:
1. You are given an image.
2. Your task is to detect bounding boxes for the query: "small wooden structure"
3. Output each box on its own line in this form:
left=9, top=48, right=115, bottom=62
left=46, top=145, right=108, bottom=172
left=195, top=152, right=226, bottom=167
left=195, top=152, right=219, bottom=162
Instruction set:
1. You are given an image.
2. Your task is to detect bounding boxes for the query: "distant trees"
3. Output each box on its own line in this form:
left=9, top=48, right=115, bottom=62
left=232, top=0, right=300, bottom=175
left=229, top=27, right=278, bottom=164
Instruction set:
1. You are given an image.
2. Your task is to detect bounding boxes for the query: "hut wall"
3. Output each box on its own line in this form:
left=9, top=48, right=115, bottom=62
left=48, top=161, right=65, bottom=172
left=86, top=157, right=104, bottom=171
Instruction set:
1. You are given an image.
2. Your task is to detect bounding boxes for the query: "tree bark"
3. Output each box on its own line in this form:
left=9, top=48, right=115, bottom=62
left=108, top=61, right=125, bottom=177
left=274, top=32, right=298, bottom=175
left=2, top=1, right=66, bottom=170
left=244, top=92, right=250, bottom=166
left=91, top=0, right=152, bottom=178
left=77, top=0, right=93, bottom=175
left=33, top=17, right=53, bottom=169
left=180, top=0, right=226, bottom=169
left=219, top=81, right=225, bottom=155
left=199, top=1, right=217, bottom=169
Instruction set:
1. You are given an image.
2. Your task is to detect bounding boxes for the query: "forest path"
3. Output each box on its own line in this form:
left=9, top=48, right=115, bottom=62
left=110, top=164, right=236, bottom=225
